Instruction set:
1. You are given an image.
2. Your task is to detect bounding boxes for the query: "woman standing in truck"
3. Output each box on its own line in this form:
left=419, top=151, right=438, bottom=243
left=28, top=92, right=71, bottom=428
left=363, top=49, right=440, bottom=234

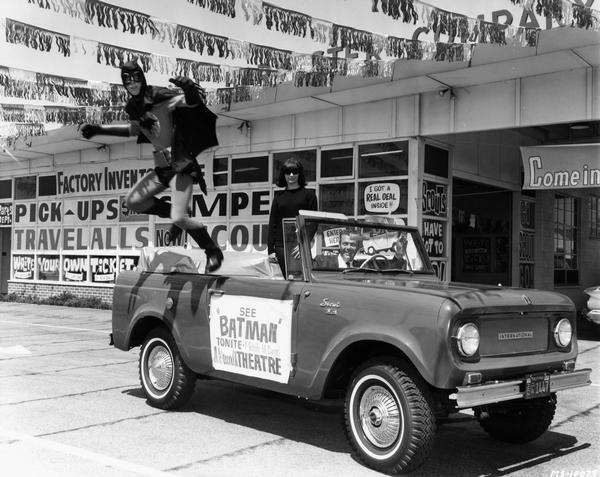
left=268, top=158, right=318, bottom=277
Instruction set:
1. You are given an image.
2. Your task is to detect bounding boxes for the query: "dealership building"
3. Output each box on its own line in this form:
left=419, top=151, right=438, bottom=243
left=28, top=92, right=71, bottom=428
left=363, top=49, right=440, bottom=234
left=0, top=0, right=599, bottom=308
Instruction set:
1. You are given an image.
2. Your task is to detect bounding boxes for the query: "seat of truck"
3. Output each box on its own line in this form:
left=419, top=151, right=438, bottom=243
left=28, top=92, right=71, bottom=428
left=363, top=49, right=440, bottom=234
left=137, top=247, right=284, bottom=279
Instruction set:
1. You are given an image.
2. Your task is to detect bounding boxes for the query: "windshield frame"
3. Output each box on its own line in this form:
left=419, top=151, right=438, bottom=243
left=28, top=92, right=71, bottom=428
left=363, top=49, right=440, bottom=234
left=295, top=215, right=435, bottom=277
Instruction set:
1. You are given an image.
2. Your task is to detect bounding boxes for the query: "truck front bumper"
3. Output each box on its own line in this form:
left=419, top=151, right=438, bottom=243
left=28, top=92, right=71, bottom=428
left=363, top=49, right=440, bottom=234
left=450, top=368, right=592, bottom=408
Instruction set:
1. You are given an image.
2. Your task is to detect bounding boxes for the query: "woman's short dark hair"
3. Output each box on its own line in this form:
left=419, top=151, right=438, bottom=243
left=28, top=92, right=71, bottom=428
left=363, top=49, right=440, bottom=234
left=276, top=158, right=307, bottom=188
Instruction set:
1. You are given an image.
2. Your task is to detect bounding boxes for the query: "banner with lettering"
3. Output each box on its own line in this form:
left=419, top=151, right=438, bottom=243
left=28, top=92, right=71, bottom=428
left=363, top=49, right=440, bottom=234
left=422, top=218, right=445, bottom=258
left=0, top=203, right=11, bottom=226
left=422, top=179, right=448, bottom=279
left=38, top=255, right=60, bottom=280
left=63, top=255, right=88, bottom=282
left=13, top=254, right=34, bottom=279
left=521, top=144, right=600, bottom=190
left=209, top=294, right=293, bottom=383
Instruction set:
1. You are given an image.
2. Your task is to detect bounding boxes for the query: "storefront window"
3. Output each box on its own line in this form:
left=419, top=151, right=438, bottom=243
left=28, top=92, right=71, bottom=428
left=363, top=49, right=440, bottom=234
left=39, top=175, right=56, bottom=196
left=15, top=176, right=36, bottom=200
left=38, top=254, right=60, bottom=281
left=273, top=150, right=316, bottom=183
left=0, top=179, right=11, bottom=199
left=554, top=194, right=579, bottom=285
left=358, top=141, right=408, bottom=178
left=591, top=195, right=600, bottom=240
left=232, top=156, right=268, bottom=184
left=320, top=183, right=354, bottom=216
left=213, top=156, right=229, bottom=187
left=321, top=148, right=353, bottom=178
left=424, top=145, right=449, bottom=178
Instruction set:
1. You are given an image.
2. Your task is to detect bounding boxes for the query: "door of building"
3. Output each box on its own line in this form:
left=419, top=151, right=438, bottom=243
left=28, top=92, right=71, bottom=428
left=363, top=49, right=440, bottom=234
left=451, top=179, right=512, bottom=286
left=0, top=228, right=10, bottom=294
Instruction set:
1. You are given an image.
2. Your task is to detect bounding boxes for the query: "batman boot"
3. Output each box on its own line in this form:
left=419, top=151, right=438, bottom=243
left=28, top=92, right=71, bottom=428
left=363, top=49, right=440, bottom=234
left=186, top=227, right=223, bottom=273
left=143, top=197, right=171, bottom=218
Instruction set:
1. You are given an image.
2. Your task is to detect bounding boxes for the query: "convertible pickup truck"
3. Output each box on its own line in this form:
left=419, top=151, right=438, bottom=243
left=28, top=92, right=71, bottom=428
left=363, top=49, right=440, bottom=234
left=111, top=212, right=591, bottom=474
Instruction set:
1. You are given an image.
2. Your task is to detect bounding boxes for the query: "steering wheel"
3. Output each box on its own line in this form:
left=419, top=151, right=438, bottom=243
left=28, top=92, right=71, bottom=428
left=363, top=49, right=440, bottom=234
left=359, top=254, right=388, bottom=270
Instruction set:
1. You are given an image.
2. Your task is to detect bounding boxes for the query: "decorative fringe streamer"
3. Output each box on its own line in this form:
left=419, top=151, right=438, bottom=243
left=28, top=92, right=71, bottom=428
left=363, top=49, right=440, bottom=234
left=0, top=67, right=128, bottom=106
left=1, top=122, right=47, bottom=149
left=240, top=0, right=263, bottom=24
left=6, top=19, right=71, bottom=56
left=246, top=43, right=292, bottom=69
left=27, top=0, right=86, bottom=21
left=152, top=19, right=178, bottom=48
left=175, top=58, right=225, bottom=84
left=84, top=0, right=158, bottom=36
left=186, top=0, right=236, bottom=19
left=0, top=103, right=128, bottom=125
left=310, top=19, right=334, bottom=45
left=510, top=0, right=599, bottom=31
left=96, top=43, right=152, bottom=71
left=331, top=25, right=375, bottom=53
left=263, top=2, right=311, bottom=38
left=371, top=0, right=419, bottom=23
left=176, top=25, right=232, bottom=58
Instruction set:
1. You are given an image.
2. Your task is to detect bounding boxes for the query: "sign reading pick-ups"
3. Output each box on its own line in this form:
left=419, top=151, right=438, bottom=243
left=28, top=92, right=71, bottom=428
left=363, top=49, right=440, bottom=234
left=521, top=144, right=600, bottom=190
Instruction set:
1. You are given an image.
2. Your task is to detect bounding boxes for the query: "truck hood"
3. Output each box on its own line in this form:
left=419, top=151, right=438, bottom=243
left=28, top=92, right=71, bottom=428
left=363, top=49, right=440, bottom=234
left=319, top=273, right=575, bottom=312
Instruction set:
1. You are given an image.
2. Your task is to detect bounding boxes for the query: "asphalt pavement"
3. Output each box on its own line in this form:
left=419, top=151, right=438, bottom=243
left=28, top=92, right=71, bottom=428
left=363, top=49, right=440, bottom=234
left=0, top=302, right=599, bottom=477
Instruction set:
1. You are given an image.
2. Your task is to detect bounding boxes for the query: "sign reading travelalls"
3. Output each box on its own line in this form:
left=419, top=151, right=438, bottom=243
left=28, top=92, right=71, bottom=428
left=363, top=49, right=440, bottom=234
left=521, top=144, right=600, bottom=190
left=209, top=294, right=293, bottom=384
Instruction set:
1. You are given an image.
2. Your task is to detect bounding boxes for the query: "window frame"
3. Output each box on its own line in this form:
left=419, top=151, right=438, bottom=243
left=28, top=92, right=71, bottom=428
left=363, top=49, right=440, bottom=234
left=553, top=193, right=579, bottom=286
left=590, top=194, right=600, bottom=240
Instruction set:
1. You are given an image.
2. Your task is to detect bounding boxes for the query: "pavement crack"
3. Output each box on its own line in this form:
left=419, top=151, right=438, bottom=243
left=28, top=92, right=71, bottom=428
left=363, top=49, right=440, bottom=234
left=0, top=347, right=117, bottom=361
left=0, top=385, right=133, bottom=406
left=0, top=360, right=137, bottom=378
left=550, top=402, right=600, bottom=430
left=164, top=437, right=287, bottom=471
left=35, top=411, right=166, bottom=437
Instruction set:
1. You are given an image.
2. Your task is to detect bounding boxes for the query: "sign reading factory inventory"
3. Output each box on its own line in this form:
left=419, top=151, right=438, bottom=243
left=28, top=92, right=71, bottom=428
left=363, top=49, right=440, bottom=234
left=521, top=144, right=600, bottom=190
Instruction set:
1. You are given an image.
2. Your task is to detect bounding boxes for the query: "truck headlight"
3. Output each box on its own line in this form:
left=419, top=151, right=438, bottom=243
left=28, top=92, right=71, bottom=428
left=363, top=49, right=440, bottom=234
left=553, top=318, right=572, bottom=348
left=456, top=323, right=480, bottom=357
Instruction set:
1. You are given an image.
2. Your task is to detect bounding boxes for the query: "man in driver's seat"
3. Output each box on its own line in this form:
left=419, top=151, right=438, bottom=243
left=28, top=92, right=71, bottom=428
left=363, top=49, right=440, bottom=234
left=314, top=231, right=362, bottom=269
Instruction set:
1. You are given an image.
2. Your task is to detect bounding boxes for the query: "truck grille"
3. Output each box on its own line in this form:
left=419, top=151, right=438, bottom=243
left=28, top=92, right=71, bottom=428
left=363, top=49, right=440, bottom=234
left=479, top=315, right=549, bottom=357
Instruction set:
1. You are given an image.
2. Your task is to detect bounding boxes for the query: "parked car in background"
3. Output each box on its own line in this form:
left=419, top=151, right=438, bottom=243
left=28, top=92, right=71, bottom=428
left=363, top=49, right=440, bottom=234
left=111, top=212, right=592, bottom=475
left=583, top=286, right=600, bottom=326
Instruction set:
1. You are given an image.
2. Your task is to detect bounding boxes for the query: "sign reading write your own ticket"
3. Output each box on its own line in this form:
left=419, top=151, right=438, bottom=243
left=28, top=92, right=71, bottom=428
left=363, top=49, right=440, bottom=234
left=209, top=295, right=293, bottom=383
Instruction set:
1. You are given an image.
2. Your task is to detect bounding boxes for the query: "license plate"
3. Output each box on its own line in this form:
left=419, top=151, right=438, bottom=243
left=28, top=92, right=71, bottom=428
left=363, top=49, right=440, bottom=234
left=524, top=373, right=550, bottom=399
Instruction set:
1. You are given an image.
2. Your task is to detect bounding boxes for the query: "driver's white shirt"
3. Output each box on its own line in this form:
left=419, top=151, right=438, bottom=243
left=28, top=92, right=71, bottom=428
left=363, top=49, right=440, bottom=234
left=338, top=255, right=348, bottom=268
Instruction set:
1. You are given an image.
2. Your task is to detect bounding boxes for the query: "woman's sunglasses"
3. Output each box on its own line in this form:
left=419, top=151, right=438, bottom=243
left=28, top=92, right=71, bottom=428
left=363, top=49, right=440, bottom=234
left=283, top=167, right=300, bottom=175
left=122, top=72, right=144, bottom=84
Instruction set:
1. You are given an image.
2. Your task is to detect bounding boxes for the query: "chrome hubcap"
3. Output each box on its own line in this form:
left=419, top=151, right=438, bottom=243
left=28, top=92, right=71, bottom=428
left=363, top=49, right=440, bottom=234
left=147, top=345, right=173, bottom=391
left=359, top=385, right=400, bottom=448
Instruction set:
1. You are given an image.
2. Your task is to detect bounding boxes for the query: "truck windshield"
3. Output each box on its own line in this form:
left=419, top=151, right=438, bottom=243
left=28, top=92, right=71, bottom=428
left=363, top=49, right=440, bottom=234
left=304, top=218, right=434, bottom=274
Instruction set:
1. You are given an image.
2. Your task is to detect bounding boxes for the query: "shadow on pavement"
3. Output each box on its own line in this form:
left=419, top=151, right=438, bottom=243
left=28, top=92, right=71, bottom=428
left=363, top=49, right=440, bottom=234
left=122, top=379, right=587, bottom=476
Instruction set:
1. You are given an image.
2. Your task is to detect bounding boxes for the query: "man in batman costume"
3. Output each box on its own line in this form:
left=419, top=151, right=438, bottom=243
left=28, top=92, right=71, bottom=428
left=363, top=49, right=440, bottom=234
left=81, top=62, right=223, bottom=273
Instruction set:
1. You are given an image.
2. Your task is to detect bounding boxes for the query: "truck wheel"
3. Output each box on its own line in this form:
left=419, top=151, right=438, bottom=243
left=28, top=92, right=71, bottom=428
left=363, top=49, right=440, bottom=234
left=477, top=394, right=556, bottom=443
left=139, top=328, right=196, bottom=410
left=345, top=361, right=436, bottom=474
